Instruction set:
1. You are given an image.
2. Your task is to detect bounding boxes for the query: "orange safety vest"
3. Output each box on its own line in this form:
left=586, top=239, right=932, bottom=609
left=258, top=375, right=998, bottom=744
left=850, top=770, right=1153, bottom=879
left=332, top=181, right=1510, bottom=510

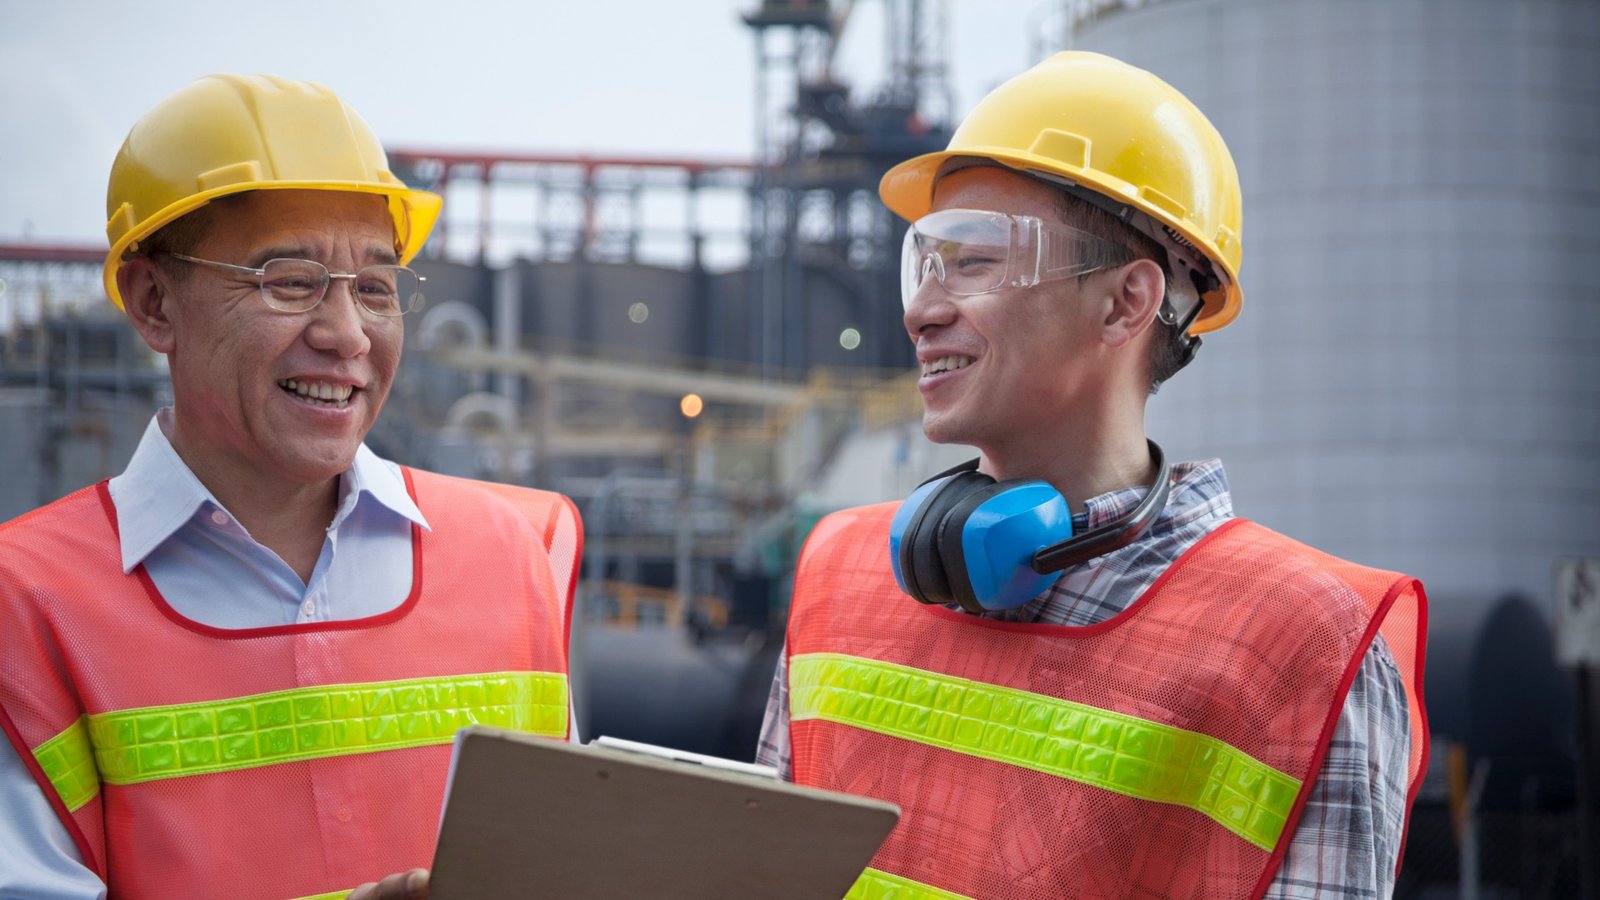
left=0, top=468, right=581, bottom=900
left=787, top=506, right=1427, bottom=900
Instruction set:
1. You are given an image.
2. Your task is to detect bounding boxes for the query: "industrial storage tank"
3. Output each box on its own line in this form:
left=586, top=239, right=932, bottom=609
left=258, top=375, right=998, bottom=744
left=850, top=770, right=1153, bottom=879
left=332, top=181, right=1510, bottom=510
left=1062, top=0, right=1600, bottom=602
left=1063, top=0, right=1597, bottom=892
left=1068, top=0, right=1600, bottom=603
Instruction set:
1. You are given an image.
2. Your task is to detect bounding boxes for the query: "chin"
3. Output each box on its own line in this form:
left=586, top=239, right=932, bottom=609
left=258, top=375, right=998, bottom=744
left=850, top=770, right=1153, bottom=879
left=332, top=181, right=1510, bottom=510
left=920, top=413, right=968, bottom=447
left=287, top=445, right=362, bottom=483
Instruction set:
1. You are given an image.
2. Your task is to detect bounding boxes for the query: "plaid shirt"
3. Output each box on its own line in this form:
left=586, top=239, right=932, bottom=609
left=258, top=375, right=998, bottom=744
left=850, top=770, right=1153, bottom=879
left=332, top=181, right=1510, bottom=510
left=756, top=458, right=1411, bottom=899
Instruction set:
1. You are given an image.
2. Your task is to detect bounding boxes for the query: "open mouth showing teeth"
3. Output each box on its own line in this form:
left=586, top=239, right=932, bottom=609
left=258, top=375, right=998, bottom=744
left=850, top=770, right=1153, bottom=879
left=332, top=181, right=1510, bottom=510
left=278, top=378, right=354, bottom=409
left=921, top=356, right=974, bottom=377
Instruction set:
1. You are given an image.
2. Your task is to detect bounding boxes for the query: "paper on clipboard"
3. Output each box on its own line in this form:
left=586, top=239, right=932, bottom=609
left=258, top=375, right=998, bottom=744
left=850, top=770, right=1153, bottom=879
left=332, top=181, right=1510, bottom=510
left=588, top=733, right=781, bottom=780
left=428, top=725, right=900, bottom=900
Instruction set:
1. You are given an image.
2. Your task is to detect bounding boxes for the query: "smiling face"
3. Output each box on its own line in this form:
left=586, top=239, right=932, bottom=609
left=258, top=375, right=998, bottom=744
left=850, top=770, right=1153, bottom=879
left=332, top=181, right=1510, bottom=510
left=133, top=189, right=403, bottom=497
left=905, top=167, right=1119, bottom=469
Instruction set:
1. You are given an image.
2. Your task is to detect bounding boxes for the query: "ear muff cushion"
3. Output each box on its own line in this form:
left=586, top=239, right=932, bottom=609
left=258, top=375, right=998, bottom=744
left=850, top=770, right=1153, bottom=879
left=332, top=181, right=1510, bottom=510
left=937, top=479, right=1025, bottom=613
left=899, top=471, right=995, bottom=605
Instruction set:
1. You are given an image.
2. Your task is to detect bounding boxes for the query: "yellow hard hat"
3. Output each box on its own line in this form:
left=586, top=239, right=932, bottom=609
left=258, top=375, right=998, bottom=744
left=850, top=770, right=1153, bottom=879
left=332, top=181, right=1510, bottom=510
left=103, top=73, right=442, bottom=309
left=880, top=51, right=1243, bottom=334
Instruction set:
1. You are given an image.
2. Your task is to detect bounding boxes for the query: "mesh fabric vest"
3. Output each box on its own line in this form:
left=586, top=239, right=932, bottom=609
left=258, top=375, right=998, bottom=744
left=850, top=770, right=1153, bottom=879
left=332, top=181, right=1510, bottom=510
left=787, top=504, right=1426, bottom=900
left=0, top=468, right=579, bottom=900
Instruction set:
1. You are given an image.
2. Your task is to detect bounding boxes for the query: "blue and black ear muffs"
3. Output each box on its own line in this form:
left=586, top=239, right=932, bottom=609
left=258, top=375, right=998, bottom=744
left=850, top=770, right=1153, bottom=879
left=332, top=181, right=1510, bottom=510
left=889, top=440, right=1172, bottom=613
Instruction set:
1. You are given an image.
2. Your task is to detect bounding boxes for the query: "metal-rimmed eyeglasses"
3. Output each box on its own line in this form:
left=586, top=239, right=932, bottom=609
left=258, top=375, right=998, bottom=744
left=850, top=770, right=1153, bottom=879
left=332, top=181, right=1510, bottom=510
left=166, top=253, right=426, bottom=317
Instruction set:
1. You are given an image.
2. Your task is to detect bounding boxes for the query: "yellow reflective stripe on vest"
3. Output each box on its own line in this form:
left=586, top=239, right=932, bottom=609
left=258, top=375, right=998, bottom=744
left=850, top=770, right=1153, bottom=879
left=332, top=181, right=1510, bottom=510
left=790, top=653, right=1300, bottom=851
left=847, top=867, right=974, bottom=900
left=289, top=892, right=351, bottom=900
left=81, top=671, right=567, bottom=786
left=33, top=716, right=99, bottom=812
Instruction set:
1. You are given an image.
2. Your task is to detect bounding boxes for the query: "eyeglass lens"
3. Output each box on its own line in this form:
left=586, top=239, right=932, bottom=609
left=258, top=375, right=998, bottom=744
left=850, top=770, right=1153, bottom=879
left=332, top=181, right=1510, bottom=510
left=260, top=258, right=422, bottom=316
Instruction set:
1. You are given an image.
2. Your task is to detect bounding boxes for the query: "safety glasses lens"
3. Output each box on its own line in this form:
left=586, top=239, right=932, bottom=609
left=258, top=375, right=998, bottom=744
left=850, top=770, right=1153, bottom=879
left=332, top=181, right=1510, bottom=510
left=900, top=210, right=1016, bottom=307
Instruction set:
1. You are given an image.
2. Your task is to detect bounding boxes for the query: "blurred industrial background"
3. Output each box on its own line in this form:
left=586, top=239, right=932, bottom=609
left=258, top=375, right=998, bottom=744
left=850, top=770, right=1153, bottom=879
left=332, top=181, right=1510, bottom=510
left=1, top=0, right=1597, bottom=896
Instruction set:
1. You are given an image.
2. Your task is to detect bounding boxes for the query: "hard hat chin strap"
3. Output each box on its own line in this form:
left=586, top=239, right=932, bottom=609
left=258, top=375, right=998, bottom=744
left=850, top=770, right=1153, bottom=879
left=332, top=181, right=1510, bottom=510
left=1165, top=313, right=1204, bottom=376
left=1158, top=275, right=1205, bottom=375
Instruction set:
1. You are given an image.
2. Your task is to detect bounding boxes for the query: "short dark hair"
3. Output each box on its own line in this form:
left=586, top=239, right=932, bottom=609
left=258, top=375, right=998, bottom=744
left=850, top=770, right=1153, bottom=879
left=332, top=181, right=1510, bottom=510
left=1049, top=189, right=1190, bottom=395
left=136, top=211, right=211, bottom=283
left=131, top=195, right=241, bottom=282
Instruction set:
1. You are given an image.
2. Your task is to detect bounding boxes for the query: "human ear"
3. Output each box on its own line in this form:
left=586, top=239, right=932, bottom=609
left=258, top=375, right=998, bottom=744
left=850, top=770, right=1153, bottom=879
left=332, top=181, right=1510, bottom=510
left=118, top=257, right=178, bottom=355
left=1101, top=258, right=1166, bottom=350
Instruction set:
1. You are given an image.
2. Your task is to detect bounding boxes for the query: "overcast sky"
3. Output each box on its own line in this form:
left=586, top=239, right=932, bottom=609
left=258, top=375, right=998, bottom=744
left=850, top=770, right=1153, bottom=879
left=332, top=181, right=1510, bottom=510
left=0, top=0, right=1052, bottom=246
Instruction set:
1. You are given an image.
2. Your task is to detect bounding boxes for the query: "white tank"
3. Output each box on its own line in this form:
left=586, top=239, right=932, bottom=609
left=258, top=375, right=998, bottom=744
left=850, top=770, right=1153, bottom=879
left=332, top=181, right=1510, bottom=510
left=1061, top=0, right=1600, bottom=603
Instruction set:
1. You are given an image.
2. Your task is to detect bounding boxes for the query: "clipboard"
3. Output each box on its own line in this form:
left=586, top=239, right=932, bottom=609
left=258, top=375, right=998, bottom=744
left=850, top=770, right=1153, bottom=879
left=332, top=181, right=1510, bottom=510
left=429, top=725, right=901, bottom=899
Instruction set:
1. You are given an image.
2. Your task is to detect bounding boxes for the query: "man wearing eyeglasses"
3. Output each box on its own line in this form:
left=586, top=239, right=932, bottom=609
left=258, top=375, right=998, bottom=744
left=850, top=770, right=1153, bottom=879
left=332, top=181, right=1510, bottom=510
left=0, top=75, right=578, bottom=900
left=757, top=53, right=1429, bottom=898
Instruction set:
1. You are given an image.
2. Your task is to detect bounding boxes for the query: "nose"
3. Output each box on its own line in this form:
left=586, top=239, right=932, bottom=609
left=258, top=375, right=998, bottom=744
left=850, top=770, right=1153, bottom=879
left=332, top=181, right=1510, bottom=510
left=903, top=266, right=957, bottom=339
left=304, top=278, right=373, bottom=358
left=908, top=251, right=945, bottom=299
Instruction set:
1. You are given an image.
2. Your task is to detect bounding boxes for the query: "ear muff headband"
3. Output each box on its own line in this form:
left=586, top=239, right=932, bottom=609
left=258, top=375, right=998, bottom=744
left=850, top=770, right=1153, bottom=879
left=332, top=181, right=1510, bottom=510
left=1031, top=440, right=1170, bottom=574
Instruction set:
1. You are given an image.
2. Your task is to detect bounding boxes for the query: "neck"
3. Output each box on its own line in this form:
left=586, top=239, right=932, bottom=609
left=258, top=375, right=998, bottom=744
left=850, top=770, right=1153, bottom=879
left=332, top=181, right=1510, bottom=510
left=978, top=395, right=1153, bottom=514
left=214, top=476, right=338, bottom=585
left=167, top=431, right=339, bottom=584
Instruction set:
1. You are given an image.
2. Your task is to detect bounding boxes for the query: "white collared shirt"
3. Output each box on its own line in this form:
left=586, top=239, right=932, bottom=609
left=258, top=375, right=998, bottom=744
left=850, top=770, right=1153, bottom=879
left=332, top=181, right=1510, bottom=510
left=107, top=409, right=430, bottom=626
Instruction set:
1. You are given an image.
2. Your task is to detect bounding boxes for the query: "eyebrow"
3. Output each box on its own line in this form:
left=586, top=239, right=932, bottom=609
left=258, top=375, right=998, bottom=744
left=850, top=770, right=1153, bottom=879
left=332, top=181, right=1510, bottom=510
left=244, top=245, right=401, bottom=269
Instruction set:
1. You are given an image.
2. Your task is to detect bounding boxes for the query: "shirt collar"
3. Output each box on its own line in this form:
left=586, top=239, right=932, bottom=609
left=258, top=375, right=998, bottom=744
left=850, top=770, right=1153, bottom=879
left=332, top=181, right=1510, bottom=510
left=340, top=443, right=431, bottom=534
left=108, top=410, right=430, bottom=573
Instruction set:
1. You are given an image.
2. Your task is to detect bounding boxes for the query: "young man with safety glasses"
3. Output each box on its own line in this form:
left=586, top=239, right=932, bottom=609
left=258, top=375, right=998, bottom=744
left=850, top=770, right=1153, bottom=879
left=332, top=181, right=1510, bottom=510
left=758, top=52, right=1428, bottom=899
left=0, top=75, right=580, bottom=900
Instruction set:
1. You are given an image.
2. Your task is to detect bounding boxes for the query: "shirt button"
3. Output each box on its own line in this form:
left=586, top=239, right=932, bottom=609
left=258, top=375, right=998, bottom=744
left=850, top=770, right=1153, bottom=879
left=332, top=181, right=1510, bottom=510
left=301, top=600, right=316, bottom=617
left=210, top=510, right=229, bottom=526
left=336, top=806, right=353, bottom=823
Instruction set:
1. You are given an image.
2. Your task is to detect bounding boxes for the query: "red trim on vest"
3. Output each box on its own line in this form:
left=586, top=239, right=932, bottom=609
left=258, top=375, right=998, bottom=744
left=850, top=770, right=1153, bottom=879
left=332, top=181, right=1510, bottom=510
left=0, top=697, right=102, bottom=876
left=2, top=486, right=111, bottom=874
left=1247, top=562, right=1430, bottom=895
left=553, top=493, right=583, bottom=661
left=1386, top=575, right=1431, bottom=878
left=96, top=481, right=429, bottom=639
left=912, top=518, right=1249, bottom=640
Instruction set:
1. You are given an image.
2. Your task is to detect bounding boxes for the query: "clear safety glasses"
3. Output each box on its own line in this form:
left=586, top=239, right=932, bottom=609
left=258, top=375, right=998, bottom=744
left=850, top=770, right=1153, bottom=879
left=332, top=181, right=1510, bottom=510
left=167, top=253, right=426, bottom=317
left=900, top=208, right=1132, bottom=309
